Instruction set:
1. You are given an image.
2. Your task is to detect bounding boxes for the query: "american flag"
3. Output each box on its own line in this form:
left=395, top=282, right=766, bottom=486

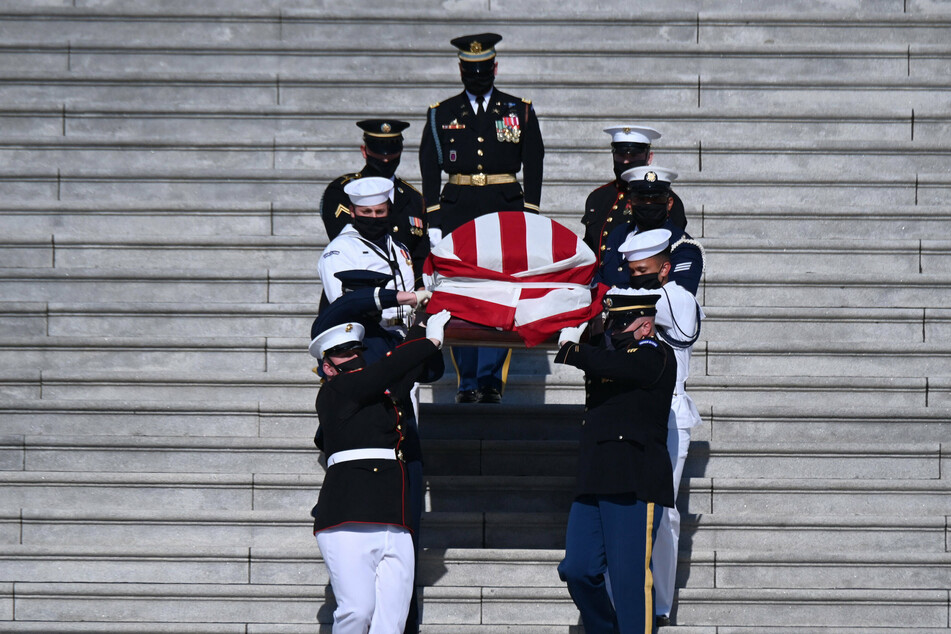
left=424, top=211, right=606, bottom=347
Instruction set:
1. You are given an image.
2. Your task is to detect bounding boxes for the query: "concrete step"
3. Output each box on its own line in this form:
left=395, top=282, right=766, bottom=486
left=12, top=506, right=949, bottom=554
left=3, top=434, right=939, bottom=481
left=10, top=40, right=951, bottom=80
left=6, top=102, right=943, bottom=145
left=2, top=69, right=951, bottom=113
left=701, top=271, right=951, bottom=309
left=7, top=234, right=951, bottom=278
left=4, top=169, right=949, bottom=208
left=4, top=136, right=950, bottom=178
left=689, top=476, right=951, bottom=516
left=0, top=200, right=278, bottom=238
left=708, top=404, right=951, bottom=444
left=22, top=368, right=949, bottom=408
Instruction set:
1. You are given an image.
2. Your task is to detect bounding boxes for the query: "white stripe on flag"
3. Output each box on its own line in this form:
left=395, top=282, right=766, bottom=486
left=475, top=213, right=503, bottom=272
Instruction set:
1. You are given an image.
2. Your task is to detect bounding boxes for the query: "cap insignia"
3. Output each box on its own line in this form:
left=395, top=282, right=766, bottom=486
left=645, top=171, right=658, bottom=182
left=471, top=41, right=483, bottom=53
left=623, top=127, right=631, bottom=134
left=605, top=298, right=613, bottom=308
left=345, top=324, right=353, bottom=332
left=381, top=123, right=391, bottom=133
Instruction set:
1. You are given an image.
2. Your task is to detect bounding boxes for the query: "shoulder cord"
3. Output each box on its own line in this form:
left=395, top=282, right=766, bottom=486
left=670, top=235, right=707, bottom=277
left=429, top=107, right=444, bottom=167
left=657, top=284, right=703, bottom=349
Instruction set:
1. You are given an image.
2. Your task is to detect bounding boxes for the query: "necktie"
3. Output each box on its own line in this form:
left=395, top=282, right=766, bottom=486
left=476, top=96, right=485, bottom=116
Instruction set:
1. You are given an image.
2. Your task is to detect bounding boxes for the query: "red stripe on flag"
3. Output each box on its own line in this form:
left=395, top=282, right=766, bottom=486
left=551, top=221, right=579, bottom=264
left=427, top=292, right=517, bottom=330
left=452, top=221, right=478, bottom=265
left=499, top=211, right=528, bottom=275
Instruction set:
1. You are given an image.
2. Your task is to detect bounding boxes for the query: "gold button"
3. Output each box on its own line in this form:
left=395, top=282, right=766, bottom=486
left=397, top=425, right=402, bottom=431
left=606, top=217, right=613, bottom=222
left=478, top=136, right=484, bottom=142
left=477, top=164, right=483, bottom=170
left=602, top=231, right=608, bottom=236
left=477, top=149, right=484, bottom=156
left=618, top=435, right=623, bottom=440
left=393, top=226, right=399, bottom=232
left=612, top=205, right=618, bottom=210
left=600, top=245, right=606, bottom=251
left=450, top=138, right=455, bottom=143
left=618, top=267, right=623, bottom=271
left=619, top=194, right=625, bottom=200
left=373, top=467, right=379, bottom=472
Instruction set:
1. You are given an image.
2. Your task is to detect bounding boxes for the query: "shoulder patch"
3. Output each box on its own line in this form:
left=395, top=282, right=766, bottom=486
left=637, top=339, right=659, bottom=348
left=321, top=250, right=340, bottom=259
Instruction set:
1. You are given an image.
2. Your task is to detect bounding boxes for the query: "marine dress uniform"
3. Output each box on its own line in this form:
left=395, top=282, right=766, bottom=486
left=418, top=33, right=545, bottom=403
left=319, top=119, right=430, bottom=285
left=582, top=126, right=686, bottom=259
left=555, top=291, right=676, bottom=634
left=311, top=319, right=446, bottom=634
left=318, top=177, right=417, bottom=331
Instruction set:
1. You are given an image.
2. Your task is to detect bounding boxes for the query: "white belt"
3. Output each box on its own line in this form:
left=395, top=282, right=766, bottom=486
left=327, top=448, right=397, bottom=467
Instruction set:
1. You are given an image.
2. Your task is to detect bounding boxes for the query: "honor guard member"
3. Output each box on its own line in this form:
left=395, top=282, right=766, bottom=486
left=319, top=119, right=430, bottom=286
left=419, top=32, right=544, bottom=238
left=582, top=126, right=687, bottom=258
left=310, top=310, right=452, bottom=634
left=419, top=32, right=544, bottom=403
left=619, top=230, right=704, bottom=628
left=318, top=176, right=417, bottom=335
left=554, top=290, right=676, bottom=634
left=596, top=166, right=705, bottom=296
left=310, top=273, right=442, bottom=634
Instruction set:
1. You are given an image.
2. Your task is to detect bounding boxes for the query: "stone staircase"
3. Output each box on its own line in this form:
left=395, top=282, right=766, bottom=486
left=1, top=1, right=950, bottom=632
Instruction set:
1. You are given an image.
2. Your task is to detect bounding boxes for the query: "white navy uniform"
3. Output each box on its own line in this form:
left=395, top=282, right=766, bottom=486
left=318, top=225, right=416, bottom=329
left=651, top=279, right=704, bottom=619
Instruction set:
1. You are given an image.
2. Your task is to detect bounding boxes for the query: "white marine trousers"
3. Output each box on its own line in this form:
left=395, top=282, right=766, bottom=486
left=316, top=523, right=415, bottom=634
left=652, top=424, right=692, bottom=618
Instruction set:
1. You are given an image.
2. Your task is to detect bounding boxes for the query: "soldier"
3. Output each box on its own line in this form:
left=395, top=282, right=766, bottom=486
left=318, top=177, right=417, bottom=334
left=319, top=119, right=430, bottom=286
left=309, top=272, right=442, bottom=634
left=597, top=166, right=705, bottom=296
left=310, top=309, right=452, bottom=634
left=619, top=230, right=704, bottom=628
left=582, top=125, right=687, bottom=259
left=555, top=290, right=676, bottom=634
left=419, top=32, right=545, bottom=403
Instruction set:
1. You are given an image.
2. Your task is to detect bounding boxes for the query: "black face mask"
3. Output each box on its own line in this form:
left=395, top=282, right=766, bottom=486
left=461, top=69, right=494, bottom=97
left=364, top=155, right=400, bottom=179
left=330, top=352, right=366, bottom=374
left=628, top=272, right=663, bottom=290
left=352, top=215, right=390, bottom=241
left=632, top=203, right=668, bottom=231
left=610, top=330, right=638, bottom=350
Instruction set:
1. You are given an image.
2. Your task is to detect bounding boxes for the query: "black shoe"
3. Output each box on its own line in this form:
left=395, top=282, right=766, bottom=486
left=655, top=615, right=671, bottom=628
left=478, top=386, right=502, bottom=403
left=455, top=389, right=480, bottom=403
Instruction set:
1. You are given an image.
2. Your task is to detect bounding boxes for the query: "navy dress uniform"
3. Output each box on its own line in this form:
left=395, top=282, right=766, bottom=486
left=555, top=290, right=676, bottom=634
left=318, top=177, right=417, bottom=332
left=419, top=33, right=544, bottom=403
left=616, top=231, right=704, bottom=626
left=310, top=312, right=450, bottom=634
left=582, top=126, right=686, bottom=259
left=596, top=166, right=705, bottom=296
left=319, top=119, right=430, bottom=286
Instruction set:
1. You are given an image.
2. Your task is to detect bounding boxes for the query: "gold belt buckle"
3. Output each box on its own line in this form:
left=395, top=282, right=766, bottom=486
left=472, top=173, right=487, bottom=186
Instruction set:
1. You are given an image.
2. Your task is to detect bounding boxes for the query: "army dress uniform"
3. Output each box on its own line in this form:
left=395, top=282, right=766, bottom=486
left=419, top=33, right=544, bottom=235
left=555, top=292, right=676, bottom=634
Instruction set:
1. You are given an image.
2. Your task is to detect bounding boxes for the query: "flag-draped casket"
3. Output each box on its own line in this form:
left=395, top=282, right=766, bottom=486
left=424, top=211, right=607, bottom=347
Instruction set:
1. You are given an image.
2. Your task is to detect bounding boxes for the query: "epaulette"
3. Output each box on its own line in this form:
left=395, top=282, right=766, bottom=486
left=338, top=172, right=361, bottom=185
left=521, top=98, right=532, bottom=105
left=430, top=101, right=441, bottom=109
left=398, top=179, right=421, bottom=195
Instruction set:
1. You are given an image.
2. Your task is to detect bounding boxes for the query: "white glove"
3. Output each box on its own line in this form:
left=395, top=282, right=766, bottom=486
left=426, top=309, right=452, bottom=346
left=428, top=227, right=443, bottom=247
left=414, top=290, right=432, bottom=307
left=559, top=322, right=587, bottom=346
